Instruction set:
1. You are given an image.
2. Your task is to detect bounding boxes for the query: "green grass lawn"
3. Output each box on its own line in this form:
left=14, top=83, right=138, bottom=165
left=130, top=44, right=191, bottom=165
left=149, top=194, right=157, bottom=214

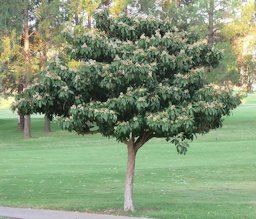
left=0, top=95, right=256, bottom=219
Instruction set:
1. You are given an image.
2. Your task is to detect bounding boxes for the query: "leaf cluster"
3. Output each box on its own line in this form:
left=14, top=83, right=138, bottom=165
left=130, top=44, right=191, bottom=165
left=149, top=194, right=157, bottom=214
left=12, top=61, right=75, bottom=119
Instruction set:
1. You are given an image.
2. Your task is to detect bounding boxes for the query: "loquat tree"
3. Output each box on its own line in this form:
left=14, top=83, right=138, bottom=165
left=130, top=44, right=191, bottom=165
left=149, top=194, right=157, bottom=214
left=63, top=11, right=240, bottom=211
left=15, top=10, right=240, bottom=211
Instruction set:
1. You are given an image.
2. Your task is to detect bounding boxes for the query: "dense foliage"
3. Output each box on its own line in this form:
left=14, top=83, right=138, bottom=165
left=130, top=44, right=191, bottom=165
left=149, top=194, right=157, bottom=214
left=12, top=61, right=74, bottom=120
left=65, top=11, right=239, bottom=151
left=15, top=11, right=240, bottom=153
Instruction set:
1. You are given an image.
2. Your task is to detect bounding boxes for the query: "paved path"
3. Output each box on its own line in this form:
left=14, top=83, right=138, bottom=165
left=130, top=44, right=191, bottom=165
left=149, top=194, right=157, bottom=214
left=0, top=207, right=151, bottom=219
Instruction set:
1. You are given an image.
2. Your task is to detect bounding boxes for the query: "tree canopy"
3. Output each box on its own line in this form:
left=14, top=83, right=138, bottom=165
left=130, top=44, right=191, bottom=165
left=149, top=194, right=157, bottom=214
left=13, top=10, right=241, bottom=211
left=60, top=11, right=239, bottom=146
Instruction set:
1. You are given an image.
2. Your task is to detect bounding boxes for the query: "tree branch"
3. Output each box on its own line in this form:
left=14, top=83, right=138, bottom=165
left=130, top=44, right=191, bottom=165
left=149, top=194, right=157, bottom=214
left=28, top=30, right=37, bottom=38
left=212, top=27, right=219, bottom=34
left=76, top=130, right=99, bottom=135
left=123, top=134, right=135, bottom=145
left=135, top=131, right=152, bottom=152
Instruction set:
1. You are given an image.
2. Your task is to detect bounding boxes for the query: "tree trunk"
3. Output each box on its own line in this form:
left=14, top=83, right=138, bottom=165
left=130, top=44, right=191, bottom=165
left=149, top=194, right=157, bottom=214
left=88, top=14, right=92, bottom=29
left=124, top=6, right=128, bottom=15
left=23, top=6, right=32, bottom=138
left=102, top=0, right=110, bottom=7
left=124, top=140, right=136, bottom=212
left=39, top=48, right=47, bottom=70
left=24, top=7, right=30, bottom=63
left=208, top=0, right=214, bottom=46
left=74, top=14, right=79, bottom=26
left=18, top=114, right=25, bottom=131
left=17, top=82, right=24, bottom=130
left=24, top=115, right=31, bottom=139
left=254, top=0, right=256, bottom=25
left=44, top=114, right=51, bottom=133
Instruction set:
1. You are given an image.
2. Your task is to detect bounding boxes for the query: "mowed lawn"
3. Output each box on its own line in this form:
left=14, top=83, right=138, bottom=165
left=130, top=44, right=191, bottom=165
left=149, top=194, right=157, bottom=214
left=0, top=95, right=256, bottom=219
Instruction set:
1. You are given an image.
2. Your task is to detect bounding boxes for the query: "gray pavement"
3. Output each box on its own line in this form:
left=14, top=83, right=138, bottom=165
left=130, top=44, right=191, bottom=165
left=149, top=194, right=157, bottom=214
left=0, top=207, right=151, bottom=219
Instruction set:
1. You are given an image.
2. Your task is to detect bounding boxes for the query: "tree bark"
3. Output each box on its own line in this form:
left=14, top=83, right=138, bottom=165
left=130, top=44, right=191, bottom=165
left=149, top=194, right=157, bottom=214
left=24, top=115, right=31, bottom=139
left=24, top=6, right=30, bottom=63
left=39, top=48, right=47, bottom=70
left=23, top=5, right=32, bottom=138
left=88, top=14, right=92, bottom=29
left=74, top=14, right=79, bottom=26
left=17, top=82, right=24, bottom=130
left=44, top=114, right=51, bottom=133
left=124, top=6, right=128, bottom=15
left=124, top=139, right=136, bottom=212
left=18, top=114, right=25, bottom=131
left=102, top=0, right=110, bottom=7
left=208, top=0, right=214, bottom=46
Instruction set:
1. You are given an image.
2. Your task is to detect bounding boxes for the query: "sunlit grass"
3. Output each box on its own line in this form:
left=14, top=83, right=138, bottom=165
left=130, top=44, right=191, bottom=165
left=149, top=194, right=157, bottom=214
left=0, top=95, right=256, bottom=219
left=242, top=92, right=256, bottom=104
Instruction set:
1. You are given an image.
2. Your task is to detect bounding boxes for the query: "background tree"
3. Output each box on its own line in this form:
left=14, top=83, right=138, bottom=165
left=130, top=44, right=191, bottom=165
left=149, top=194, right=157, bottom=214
left=12, top=61, right=76, bottom=132
left=136, top=0, right=155, bottom=14
left=222, top=1, right=256, bottom=90
left=34, top=0, right=69, bottom=132
left=0, top=0, right=68, bottom=134
left=0, top=0, right=39, bottom=137
left=110, top=0, right=129, bottom=16
left=0, top=0, right=24, bottom=35
left=0, top=32, right=20, bottom=95
left=160, top=0, right=242, bottom=85
left=66, top=0, right=102, bottom=28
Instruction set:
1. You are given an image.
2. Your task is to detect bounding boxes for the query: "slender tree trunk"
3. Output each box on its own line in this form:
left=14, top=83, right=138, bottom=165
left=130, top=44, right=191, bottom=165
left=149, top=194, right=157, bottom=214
left=102, top=0, right=110, bottom=7
left=17, top=82, right=24, bottom=131
left=44, top=114, right=51, bottom=133
left=39, top=48, right=47, bottom=70
left=18, top=114, right=25, bottom=131
left=24, top=7, right=30, bottom=63
left=254, top=0, right=256, bottom=24
left=208, top=0, right=214, bottom=46
left=75, top=0, right=82, bottom=26
left=124, top=140, right=136, bottom=212
left=24, top=115, right=31, bottom=138
left=23, top=6, right=32, bottom=138
left=74, top=14, right=79, bottom=26
left=124, top=6, right=128, bottom=15
left=88, top=14, right=92, bottom=29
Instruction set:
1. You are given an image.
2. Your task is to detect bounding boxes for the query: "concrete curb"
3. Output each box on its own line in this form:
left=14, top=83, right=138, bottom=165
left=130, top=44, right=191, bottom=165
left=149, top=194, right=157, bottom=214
left=0, top=207, right=151, bottom=219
